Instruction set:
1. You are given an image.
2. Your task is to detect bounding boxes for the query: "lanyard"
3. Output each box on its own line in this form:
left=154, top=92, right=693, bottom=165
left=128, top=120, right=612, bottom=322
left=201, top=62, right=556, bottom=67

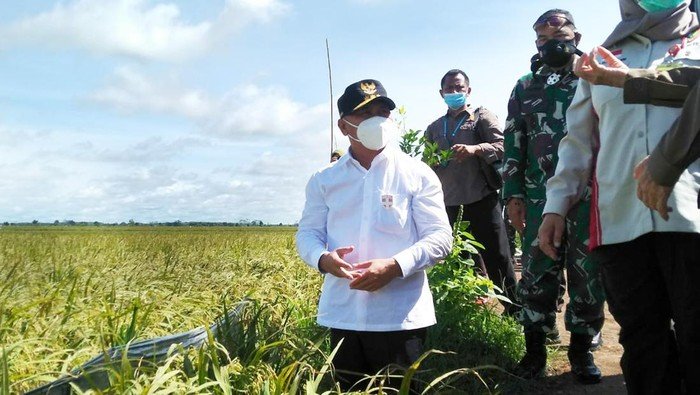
left=442, top=113, right=469, bottom=144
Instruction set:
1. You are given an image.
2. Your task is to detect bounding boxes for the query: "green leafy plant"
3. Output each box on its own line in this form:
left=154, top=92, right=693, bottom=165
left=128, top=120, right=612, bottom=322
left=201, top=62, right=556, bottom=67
left=422, top=139, right=453, bottom=168
left=396, top=108, right=453, bottom=167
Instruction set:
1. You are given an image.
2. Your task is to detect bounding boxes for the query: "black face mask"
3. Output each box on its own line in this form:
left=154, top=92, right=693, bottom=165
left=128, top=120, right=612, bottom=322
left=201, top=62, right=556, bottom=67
left=537, top=39, right=583, bottom=68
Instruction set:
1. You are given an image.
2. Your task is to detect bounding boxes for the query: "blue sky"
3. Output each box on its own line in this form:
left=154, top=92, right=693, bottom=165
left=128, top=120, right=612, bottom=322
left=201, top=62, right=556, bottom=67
left=0, top=0, right=624, bottom=224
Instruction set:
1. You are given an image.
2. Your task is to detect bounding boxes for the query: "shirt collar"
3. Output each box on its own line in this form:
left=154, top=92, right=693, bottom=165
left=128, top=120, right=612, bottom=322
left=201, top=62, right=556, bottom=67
left=444, top=104, right=474, bottom=119
left=536, top=63, right=574, bottom=78
left=344, top=145, right=394, bottom=170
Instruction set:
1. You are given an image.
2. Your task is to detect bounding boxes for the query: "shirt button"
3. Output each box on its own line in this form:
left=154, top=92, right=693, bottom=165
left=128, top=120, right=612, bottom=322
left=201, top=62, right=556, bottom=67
left=637, top=131, right=644, bottom=138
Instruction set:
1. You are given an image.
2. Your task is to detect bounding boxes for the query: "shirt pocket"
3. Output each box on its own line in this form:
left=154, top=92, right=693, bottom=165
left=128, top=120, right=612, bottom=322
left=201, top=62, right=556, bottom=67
left=520, top=90, right=548, bottom=114
left=520, top=90, right=549, bottom=130
left=375, top=192, right=411, bottom=234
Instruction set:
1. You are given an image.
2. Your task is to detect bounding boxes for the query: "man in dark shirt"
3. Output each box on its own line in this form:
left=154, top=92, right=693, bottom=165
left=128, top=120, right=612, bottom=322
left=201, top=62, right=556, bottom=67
left=424, top=69, right=518, bottom=316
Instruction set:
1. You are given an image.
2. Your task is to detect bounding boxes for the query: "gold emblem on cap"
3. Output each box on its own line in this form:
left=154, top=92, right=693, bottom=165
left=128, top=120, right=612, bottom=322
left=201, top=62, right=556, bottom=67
left=360, top=82, right=377, bottom=95
left=360, top=82, right=379, bottom=101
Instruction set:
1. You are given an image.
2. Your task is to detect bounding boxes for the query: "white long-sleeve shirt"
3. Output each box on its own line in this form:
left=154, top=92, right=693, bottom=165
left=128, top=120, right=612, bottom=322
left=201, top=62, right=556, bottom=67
left=296, top=146, right=452, bottom=331
left=544, top=34, right=700, bottom=249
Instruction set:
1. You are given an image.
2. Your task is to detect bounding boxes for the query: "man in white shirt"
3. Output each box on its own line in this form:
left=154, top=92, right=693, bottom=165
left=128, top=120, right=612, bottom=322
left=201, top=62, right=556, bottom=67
left=296, top=79, right=452, bottom=391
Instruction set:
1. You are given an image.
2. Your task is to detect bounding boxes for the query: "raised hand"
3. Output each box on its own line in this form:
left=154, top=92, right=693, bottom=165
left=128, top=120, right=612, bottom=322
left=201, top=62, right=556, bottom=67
left=574, top=46, right=628, bottom=87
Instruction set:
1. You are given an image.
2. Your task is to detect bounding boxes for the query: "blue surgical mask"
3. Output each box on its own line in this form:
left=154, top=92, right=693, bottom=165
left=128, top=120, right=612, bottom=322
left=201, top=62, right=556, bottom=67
left=443, top=92, right=467, bottom=109
left=637, top=0, right=685, bottom=12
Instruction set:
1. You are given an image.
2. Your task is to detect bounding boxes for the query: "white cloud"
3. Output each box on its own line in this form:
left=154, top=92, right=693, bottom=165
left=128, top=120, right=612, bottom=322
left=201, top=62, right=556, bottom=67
left=0, top=119, right=329, bottom=224
left=0, top=128, right=53, bottom=148
left=206, top=84, right=327, bottom=137
left=0, top=0, right=290, bottom=62
left=90, top=67, right=330, bottom=139
left=88, top=136, right=212, bottom=162
left=75, top=186, right=105, bottom=199
left=89, top=66, right=212, bottom=118
left=349, top=0, right=397, bottom=4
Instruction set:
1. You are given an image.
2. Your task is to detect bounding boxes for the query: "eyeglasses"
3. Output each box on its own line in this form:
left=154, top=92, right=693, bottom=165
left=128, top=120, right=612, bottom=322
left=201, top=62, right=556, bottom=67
left=533, top=15, right=572, bottom=30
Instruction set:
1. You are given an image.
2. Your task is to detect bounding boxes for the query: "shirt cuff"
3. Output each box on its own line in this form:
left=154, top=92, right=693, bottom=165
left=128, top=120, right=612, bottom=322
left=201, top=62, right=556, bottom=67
left=623, top=76, right=651, bottom=105
left=624, top=71, right=688, bottom=108
left=543, top=197, right=569, bottom=217
left=477, top=143, right=499, bottom=163
left=392, top=249, right=414, bottom=278
left=311, top=248, right=330, bottom=273
left=502, top=183, right=526, bottom=200
left=503, top=192, right=526, bottom=200
left=647, top=149, right=684, bottom=187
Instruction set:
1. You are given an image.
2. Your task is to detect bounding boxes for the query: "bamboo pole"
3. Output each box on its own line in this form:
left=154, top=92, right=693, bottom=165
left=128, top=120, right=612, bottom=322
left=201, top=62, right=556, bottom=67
left=325, top=38, right=335, bottom=157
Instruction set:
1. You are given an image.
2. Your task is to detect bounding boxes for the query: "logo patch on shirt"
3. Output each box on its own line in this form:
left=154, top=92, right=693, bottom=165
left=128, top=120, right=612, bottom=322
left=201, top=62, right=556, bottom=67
left=607, top=49, right=627, bottom=63
left=381, top=194, right=394, bottom=208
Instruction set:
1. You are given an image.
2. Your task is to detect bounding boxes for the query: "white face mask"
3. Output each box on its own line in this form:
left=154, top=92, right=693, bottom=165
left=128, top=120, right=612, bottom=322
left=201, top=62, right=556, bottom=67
left=343, top=116, right=397, bottom=151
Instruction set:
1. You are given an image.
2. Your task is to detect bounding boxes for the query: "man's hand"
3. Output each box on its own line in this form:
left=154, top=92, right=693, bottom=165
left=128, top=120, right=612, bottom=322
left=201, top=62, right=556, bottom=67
left=506, top=198, right=526, bottom=234
left=633, top=156, right=674, bottom=221
left=538, top=213, right=565, bottom=260
left=574, top=46, right=628, bottom=87
left=318, top=246, right=360, bottom=280
left=349, top=258, right=403, bottom=292
left=451, top=144, right=481, bottom=162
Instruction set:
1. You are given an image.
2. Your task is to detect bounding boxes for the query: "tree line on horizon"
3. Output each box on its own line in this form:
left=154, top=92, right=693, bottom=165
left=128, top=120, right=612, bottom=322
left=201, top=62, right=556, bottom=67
left=1, top=219, right=298, bottom=227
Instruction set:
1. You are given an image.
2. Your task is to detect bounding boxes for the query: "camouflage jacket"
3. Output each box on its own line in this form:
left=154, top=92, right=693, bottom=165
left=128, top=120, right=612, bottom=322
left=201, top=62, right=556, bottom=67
left=502, top=64, right=578, bottom=200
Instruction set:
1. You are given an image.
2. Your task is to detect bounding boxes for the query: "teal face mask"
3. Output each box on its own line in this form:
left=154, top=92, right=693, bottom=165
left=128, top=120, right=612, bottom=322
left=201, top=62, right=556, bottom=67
left=637, top=0, right=685, bottom=12
left=443, top=92, right=467, bottom=109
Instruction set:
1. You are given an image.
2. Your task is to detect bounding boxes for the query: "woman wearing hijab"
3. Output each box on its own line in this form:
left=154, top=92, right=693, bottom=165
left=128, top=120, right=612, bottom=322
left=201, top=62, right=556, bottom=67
left=538, top=1, right=700, bottom=393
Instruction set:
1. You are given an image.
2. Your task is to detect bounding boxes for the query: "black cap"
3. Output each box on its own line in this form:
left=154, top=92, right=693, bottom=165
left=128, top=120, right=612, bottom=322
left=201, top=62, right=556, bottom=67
left=337, top=79, right=396, bottom=118
left=533, top=9, right=576, bottom=30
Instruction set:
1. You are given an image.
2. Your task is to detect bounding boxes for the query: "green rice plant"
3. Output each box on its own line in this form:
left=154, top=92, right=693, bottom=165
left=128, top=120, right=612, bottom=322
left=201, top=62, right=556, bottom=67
left=1, top=346, right=10, bottom=395
left=3, top=226, right=526, bottom=394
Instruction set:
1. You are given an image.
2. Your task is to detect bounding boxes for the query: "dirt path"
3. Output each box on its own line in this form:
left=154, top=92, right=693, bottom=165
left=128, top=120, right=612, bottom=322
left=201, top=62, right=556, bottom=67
left=513, top=267, right=627, bottom=394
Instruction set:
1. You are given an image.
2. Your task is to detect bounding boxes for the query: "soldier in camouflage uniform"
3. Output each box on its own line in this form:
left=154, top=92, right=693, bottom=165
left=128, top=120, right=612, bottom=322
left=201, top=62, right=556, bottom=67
left=502, top=10, right=605, bottom=384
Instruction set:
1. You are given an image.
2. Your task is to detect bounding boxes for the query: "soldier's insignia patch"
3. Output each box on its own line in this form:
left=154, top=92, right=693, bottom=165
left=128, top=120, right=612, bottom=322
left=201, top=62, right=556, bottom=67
left=546, top=73, right=561, bottom=85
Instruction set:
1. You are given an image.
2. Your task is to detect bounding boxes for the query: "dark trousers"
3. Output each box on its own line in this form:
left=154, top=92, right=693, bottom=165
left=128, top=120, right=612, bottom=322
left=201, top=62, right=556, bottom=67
left=591, top=232, right=700, bottom=395
left=330, top=328, right=427, bottom=392
left=446, top=193, right=518, bottom=314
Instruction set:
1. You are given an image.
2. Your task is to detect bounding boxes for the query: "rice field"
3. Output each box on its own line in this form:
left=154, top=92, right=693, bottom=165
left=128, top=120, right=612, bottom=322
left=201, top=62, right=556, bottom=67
left=1, top=226, right=524, bottom=394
